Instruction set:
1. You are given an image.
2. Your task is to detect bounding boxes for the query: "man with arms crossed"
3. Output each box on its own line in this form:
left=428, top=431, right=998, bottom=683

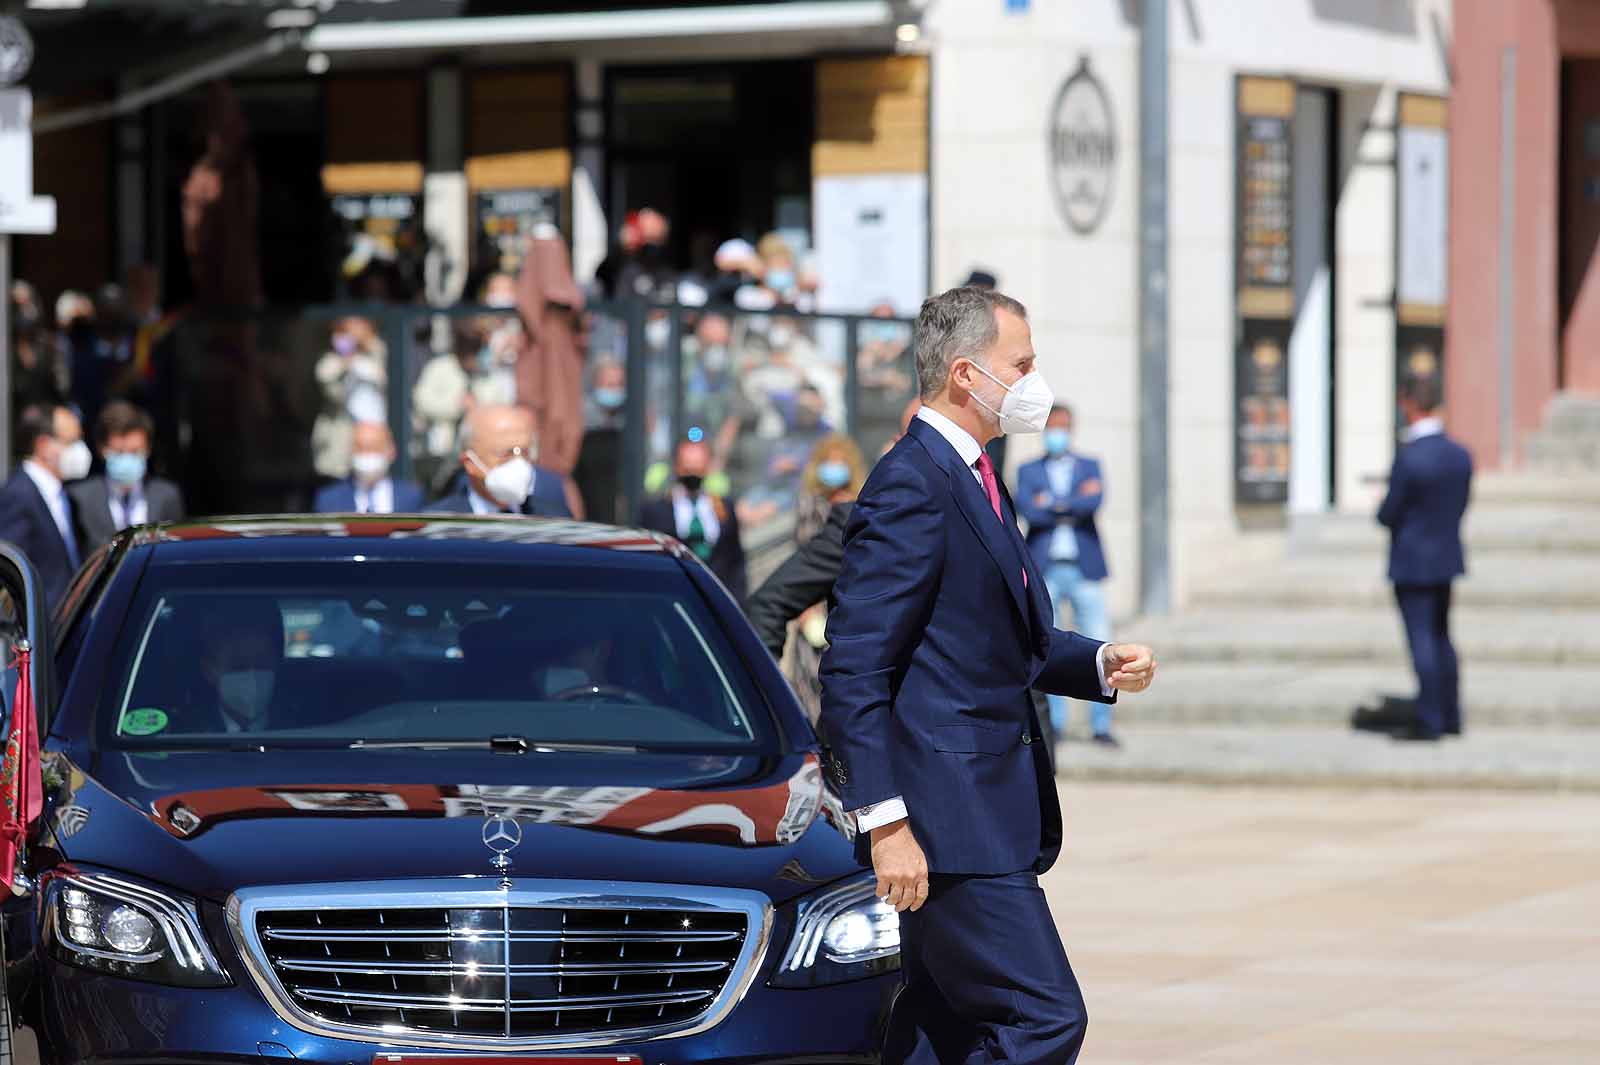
left=821, top=287, right=1157, bottom=1064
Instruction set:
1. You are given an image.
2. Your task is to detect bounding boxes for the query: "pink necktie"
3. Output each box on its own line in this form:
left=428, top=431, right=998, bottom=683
left=976, top=453, right=1027, bottom=587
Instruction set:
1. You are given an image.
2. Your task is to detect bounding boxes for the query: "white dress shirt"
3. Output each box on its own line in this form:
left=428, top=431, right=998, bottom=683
left=468, top=488, right=502, bottom=515
left=1043, top=455, right=1079, bottom=561
left=109, top=481, right=148, bottom=531
left=22, top=460, right=75, bottom=555
left=671, top=484, right=721, bottom=543
left=852, top=408, right=1113, bottom=834
left=1404, top=416, right=1443, bottom=443
left=353, top=477, right=395, bottom=515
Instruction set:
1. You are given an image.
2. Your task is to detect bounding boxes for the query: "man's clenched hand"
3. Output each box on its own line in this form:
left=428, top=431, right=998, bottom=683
left=1104, top=643, right=1157, bottom=694
left=870, top=819, right=929, bottom=912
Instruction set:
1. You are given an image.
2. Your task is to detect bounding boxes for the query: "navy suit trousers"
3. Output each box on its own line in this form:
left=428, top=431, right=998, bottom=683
left=886, top=872, right=1087, bottom=1065
left=1395, top=582, right=1459, bottom=736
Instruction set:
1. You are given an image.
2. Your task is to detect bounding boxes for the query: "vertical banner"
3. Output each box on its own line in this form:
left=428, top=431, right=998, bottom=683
left=1395, top=93, right=1449, bottom=440
left=1234, top=76, right=1296, bottom=505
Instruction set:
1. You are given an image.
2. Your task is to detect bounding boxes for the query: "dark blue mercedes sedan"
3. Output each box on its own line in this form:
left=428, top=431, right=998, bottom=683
left=0, top=516, right=899, bottom=1065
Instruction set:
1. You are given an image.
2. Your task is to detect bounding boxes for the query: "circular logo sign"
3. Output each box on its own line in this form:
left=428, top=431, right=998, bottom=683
left=0, top=17, right=34, bottom=87
left=482, top=813, right=523, bottom=855
left=1048, top=56, right=1117, bottom=235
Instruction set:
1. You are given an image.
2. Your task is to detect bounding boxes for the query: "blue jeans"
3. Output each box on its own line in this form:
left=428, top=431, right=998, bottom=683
left=1044, top=560, right=1112, bottom=736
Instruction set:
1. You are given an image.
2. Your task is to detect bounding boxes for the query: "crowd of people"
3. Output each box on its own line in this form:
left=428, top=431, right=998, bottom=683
left=7, top=211, right=1128, bottom=740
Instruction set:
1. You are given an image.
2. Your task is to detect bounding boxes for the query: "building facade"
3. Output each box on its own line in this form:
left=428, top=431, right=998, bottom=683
left=16, top=0, right=1480, bottom=617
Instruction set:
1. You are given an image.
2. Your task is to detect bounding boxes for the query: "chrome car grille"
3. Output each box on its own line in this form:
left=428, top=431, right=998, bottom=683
left=229, top=880, right=770, bottom=1050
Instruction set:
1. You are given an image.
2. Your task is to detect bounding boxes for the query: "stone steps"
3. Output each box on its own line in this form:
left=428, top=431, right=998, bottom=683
left=1054, top=724, right=1600, bottom=791
left=1523, top=394, right=1600, bottom=474
left=1116, top=662, right=1600, bottom=729
left=1122, top=608, right=1600, bottom=666
left=1187, top=554, right=1600, bottom=609
left=1288, top=509, right=1600, bottom=555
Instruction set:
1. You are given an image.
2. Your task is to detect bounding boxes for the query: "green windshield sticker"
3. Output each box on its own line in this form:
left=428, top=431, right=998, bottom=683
left=119, top=707, right=170, bottom=737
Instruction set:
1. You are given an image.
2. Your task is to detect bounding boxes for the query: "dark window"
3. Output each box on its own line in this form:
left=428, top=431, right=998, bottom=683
left=97, top=560, right=774, bottom=752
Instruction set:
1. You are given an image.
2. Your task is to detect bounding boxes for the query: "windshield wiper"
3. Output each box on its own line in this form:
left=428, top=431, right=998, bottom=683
left=347, top=735, right=642, bottom=755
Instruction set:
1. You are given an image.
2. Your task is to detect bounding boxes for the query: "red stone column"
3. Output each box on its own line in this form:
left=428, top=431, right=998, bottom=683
left=1555, top=0, right=1600, bottom=393
left=1447, top=0, right=1561, bottom=468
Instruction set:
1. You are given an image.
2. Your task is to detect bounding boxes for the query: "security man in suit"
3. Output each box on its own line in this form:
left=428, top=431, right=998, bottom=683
left=425, top=405, right=574, bottom=518
left=314, top=421, right=425, bottom=514
left=1378, top=375, right=1473, bottom=741
left=1016, top=403, right=1116, bottom=745
left=0, top=404, right=92, bottom=611
left=821, top=286, right=1157, bottom=1065
left=639, top=438, right=748, bottom=606
left=71, top=400, right=185, bottom=553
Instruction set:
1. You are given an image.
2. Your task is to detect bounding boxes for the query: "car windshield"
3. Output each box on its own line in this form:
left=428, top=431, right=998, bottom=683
left=98, top=560, right=775, bottom=752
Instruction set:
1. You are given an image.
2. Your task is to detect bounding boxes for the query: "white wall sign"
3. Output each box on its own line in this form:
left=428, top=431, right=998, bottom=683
left=814, top=173, right=928, bottom=317
left=0, top=89, right=55, bottom=234
left=1049, top=55, right=1117, bottom=236
left=1397, top=124, right=1448, bottom=309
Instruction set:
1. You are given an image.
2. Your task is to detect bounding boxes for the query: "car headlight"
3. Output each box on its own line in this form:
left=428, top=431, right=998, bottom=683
left=45, top=871, right=229, bottom=987
left=771, top=873, right=900, bottom=987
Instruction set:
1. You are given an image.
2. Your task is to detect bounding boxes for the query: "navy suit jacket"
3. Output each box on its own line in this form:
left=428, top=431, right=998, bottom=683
left=638, top=495, right=749, bottom=606
left=819, top=418, right=1112, bottom=877
left=424, top=465, right=572, bottom=518
left=1377, top=430, right=1473, bottom=585
left=0, top=469, right=79, bottom=614
left=314, top=477, right=426, bottom=514
left=1016, top=453, right=1109, bottom=580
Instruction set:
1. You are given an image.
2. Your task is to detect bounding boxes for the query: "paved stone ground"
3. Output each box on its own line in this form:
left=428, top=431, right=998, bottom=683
left=1045, top=781, right=1600, bottom=1064
left=1053, top=725, right=1600, bottom=790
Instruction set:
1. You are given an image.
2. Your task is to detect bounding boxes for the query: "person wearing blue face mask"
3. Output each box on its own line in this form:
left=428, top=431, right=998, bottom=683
left=70, top=399, right=185, bottom=555
left=772, top=436, right=866, bottom=722
left=1016, top=404, right=1116, bottom=746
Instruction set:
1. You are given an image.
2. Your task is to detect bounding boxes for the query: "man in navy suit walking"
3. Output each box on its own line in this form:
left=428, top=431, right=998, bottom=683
left=821, top=287, right=1157, bottom=1064
left=314, top=421, right=425, bottom=514
left=1017, top=404, right=1117, bottom=745
left=1378, top=376, right=1473, bottom=741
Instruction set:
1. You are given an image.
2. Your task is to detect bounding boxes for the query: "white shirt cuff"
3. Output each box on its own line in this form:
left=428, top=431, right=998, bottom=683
left=1096, top=642, right=1115, bottom=697
left=852, top=797, right=909, bottom=833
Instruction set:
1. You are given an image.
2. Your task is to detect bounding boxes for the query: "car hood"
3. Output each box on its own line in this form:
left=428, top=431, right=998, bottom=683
left=42, top=747, right=861, bottom=905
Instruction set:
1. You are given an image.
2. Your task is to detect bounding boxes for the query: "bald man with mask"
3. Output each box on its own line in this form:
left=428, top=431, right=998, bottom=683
left=425, top=404, right=578, bottom=518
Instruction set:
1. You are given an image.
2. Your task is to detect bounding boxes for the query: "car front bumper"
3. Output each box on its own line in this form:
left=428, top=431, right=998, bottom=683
left=32, top=961, right=897, bottom=1065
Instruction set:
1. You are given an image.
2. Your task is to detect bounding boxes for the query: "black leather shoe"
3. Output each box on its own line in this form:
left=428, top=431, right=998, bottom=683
left=1391, top=724, right=1442, bottom=742
left=1352, top=705, right=1415, bottom=733
left=1091, top=732, right=1121, bottom=749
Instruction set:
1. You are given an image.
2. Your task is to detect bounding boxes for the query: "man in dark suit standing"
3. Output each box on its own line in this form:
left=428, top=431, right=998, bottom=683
left=0, top=405, right=93, bottom=611
left=1017, top=404, right=1117, bottom=745
left=425, top=405, right=573, bottom=518
left=821, top=287, right=1157, bottom=1065
left=71, top=400, right=185, bottom=553
left=639, top=438, right=748, bottom=606
left=1378, top=376, right=1473, bottom=742
left=314, top=421, right=424, bottom=514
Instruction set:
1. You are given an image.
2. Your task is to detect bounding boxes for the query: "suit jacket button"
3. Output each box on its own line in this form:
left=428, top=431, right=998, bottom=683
left=1022, top=733, right=1033, bottom=745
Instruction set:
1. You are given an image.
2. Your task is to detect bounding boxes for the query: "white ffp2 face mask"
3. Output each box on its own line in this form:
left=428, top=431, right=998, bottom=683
left=470, top=451, right=534, bottom=509
left=58, top=440, right=93, bottom=481
left=967, top=361, right=1055, bottom=435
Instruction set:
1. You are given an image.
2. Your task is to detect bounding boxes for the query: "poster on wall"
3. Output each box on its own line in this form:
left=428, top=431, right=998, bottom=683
left=474, top=187, right=563, bottom=276
left=331, top=192, right=424, bottom=297
left=1234, top=76, right=1296, bottom=505
left=1395, top=93, right=1449, bottom=441
left=814, top=173, right=928, bottom=317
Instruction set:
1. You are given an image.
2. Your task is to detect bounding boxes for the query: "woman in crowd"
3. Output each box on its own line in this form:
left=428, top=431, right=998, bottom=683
left=783, top=433, right=867, bottom=722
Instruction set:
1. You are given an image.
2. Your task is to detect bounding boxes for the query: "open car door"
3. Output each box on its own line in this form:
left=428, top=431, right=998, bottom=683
left=0, top=541, right=54, bottom=1065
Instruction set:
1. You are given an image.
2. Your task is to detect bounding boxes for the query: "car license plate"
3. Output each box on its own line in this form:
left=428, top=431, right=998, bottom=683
left=375, top=1057, right=641, bottom=1065
left=374, top=1049, right=643, bottom=1055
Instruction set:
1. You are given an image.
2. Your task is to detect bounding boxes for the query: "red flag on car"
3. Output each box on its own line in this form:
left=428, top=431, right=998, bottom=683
left=0, top=642, right=42, bottom=901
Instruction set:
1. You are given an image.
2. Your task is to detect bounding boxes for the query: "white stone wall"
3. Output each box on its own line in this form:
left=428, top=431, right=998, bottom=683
left=923, top=0, right=1451, bottom=621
